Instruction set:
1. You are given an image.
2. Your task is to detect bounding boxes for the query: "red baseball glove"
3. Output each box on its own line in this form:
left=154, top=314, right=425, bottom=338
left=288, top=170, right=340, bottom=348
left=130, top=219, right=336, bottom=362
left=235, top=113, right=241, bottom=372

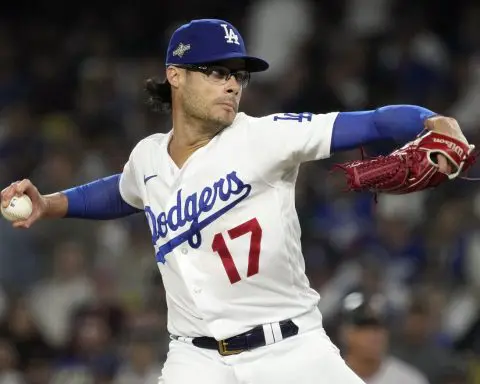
left=333, top=130, right=477, bottom=195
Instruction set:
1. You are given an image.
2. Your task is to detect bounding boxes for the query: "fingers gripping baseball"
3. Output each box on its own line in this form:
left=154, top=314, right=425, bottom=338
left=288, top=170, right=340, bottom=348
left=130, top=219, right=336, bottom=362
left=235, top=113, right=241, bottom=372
left=1, top=179, right=45, bottom=228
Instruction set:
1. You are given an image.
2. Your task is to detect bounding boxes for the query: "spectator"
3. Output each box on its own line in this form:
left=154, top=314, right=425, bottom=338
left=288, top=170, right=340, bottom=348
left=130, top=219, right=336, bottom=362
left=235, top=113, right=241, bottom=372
left=27, top=241, right=94, bottom=348
left=72, top=268, right=127, bottom=342
left=0, top=338, right=24, bottom=384
left=113, top=329, right=164, bottom=384
left=0, top=296, right=55, bottom=374
left=390, top=297, right=460, bottom=383
left=52, top=312, right=120, bottom=384
left=340, top=292, right=429, bottom=384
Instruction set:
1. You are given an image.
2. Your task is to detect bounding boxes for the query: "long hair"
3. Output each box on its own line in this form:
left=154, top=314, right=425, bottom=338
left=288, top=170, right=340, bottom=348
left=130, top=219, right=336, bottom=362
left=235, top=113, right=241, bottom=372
left=144, top=77, right=172, bottom=113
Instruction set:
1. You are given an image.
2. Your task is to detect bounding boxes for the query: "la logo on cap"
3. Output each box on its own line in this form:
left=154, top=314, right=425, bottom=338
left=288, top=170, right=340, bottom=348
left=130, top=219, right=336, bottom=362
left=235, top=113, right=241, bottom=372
left=221, top=24, right=240, bottom=45
left=173, top=43, right=191, bottom=58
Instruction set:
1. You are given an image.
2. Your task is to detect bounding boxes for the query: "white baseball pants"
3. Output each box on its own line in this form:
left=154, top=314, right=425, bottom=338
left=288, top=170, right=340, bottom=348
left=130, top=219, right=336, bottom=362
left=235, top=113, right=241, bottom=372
left=158, top=327, right=366, bottom=384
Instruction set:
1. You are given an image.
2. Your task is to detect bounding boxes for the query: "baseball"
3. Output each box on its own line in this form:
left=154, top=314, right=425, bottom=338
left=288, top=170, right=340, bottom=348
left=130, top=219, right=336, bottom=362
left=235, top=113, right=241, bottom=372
left=1, top=195, right=33, bottom=222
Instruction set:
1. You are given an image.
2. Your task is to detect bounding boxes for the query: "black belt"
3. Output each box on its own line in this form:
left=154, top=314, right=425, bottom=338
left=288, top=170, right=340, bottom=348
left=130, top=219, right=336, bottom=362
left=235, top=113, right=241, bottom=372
left=176, top=319, right=299, bottom=356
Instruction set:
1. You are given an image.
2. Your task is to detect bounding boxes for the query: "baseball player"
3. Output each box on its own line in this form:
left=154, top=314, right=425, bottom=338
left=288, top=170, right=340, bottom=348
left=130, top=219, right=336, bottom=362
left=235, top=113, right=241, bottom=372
left=0, top=19, right=472, bottom=384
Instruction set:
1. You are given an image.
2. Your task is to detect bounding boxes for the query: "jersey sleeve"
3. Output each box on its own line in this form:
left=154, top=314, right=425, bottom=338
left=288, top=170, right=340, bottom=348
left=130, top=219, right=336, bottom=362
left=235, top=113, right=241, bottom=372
left=245, top=111, right=338, bottom=177
left=119, top=143, right=144, bottom=209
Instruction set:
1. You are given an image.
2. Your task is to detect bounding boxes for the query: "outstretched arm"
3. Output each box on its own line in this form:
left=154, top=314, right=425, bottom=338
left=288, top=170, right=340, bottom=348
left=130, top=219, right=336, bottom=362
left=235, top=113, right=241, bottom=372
left=1, top=174, right=141, bottom=229
left=331, top=104, right=437, bottom=152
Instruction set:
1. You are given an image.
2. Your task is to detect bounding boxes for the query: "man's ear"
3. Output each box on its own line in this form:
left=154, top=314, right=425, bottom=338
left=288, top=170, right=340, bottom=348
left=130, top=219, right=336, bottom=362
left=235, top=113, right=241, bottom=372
left=166, top=66, right=181, bottom=89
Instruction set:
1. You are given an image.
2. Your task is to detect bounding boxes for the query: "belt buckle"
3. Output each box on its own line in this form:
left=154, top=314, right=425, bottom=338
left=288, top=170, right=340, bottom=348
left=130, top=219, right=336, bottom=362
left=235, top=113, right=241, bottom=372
left=217, top=339, right=243, bottom=356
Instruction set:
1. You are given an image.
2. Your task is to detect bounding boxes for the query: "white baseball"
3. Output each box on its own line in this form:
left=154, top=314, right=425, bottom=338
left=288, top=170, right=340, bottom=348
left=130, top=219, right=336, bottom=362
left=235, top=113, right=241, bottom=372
left=1, top=195, right=33, bottom=222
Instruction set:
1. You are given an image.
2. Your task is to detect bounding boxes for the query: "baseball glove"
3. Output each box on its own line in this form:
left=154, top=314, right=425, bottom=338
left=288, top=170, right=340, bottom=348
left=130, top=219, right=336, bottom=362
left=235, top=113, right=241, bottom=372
left=332, top=130, right=477, bottom=195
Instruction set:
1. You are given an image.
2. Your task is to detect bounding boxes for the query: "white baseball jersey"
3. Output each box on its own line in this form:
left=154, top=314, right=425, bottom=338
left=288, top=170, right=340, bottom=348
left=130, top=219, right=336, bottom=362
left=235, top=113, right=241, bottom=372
left=119, top=111, right=338, bottom=340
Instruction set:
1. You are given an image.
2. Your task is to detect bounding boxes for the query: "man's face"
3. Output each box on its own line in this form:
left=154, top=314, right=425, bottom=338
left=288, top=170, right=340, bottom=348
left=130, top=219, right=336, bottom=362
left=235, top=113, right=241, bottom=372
left=344, top=324, right=388, bottom=359
left=170, top=59, right=247, bottom=132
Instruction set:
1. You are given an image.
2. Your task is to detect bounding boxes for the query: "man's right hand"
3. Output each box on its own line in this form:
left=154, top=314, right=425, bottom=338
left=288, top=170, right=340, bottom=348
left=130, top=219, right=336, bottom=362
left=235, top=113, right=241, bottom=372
left=1, top=179, right=48, bottom=228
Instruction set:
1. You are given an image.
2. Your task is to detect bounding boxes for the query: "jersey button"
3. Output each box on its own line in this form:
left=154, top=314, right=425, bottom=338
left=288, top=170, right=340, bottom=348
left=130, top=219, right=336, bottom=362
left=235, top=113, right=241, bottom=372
left=193, top=287, right=202, bottom=294
left=181, top=248, right=188, bottom=254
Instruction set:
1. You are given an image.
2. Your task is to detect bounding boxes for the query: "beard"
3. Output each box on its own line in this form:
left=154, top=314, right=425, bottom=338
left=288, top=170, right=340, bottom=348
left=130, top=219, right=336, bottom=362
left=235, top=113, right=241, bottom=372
left=180, top=88, right=235, bottom=135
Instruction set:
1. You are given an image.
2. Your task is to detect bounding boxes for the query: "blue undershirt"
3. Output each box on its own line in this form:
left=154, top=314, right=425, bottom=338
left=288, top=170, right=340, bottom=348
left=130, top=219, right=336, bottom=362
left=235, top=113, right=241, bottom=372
left=63, top=174, right=140, bottom=219
left=63, top=104, right=437, bottom=219
left=331, top=104, right=436, bottom=151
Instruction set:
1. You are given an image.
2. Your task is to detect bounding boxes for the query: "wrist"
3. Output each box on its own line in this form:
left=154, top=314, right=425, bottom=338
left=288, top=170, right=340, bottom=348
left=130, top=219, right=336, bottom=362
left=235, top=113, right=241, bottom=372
left=43, top=192, right=68, bottom=219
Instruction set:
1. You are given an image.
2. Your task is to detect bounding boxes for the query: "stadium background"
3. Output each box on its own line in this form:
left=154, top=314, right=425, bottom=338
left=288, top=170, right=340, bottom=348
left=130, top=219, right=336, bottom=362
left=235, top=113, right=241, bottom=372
left=1, top=0, right=480, bottom=383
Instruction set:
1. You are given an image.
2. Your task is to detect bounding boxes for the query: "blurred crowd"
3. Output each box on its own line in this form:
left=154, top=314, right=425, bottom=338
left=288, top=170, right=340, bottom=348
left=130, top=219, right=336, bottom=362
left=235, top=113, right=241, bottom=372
left=1, top=0, right=480, bottom=383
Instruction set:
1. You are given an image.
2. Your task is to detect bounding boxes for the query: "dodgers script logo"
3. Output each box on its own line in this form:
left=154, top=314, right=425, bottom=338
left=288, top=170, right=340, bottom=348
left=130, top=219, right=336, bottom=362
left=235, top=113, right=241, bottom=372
left=145, top=171, right=251, bottom=263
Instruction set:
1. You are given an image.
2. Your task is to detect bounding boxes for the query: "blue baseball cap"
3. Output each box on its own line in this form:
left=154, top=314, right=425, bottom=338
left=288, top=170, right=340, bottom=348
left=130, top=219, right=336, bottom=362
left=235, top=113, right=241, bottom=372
left=165, top=19, right=269, bottom=72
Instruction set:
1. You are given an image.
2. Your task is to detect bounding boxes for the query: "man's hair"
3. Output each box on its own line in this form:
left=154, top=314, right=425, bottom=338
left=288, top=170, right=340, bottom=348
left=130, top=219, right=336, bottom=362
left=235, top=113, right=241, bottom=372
left=144, top=77, right=172, bottom=113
